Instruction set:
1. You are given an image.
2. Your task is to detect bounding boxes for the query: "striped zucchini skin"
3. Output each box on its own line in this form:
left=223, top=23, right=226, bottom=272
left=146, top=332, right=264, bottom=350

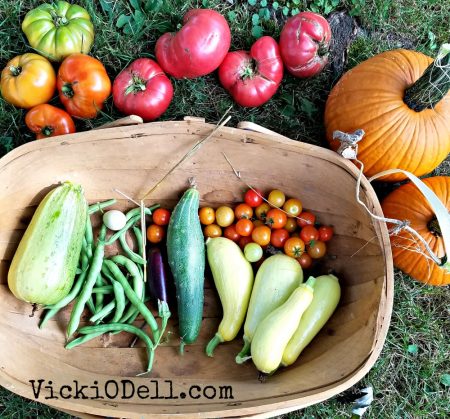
left=166, top=187, right=205, bottom=344
left=8, top=182, right=87, bottom=305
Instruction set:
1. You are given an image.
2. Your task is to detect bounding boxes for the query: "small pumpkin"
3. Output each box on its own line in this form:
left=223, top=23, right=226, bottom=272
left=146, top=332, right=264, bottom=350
left=382, top=176, right=450, bottom=286
left=325, top=45, right=450, bottom=182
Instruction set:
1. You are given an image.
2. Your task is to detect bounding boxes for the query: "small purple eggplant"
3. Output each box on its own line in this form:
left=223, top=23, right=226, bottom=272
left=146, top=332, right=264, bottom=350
left=147, top=246, right=175, bottom=310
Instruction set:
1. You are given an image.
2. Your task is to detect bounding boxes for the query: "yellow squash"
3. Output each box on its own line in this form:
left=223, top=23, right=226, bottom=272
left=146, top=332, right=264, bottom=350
left=205, top=237, right=254, bottom=356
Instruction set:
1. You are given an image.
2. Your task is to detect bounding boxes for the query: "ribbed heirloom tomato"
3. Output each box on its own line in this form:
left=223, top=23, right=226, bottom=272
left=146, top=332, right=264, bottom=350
left=1, top=53, right=56, bottom=109
left=113, top=58, right=173, bottom=121
left=279, top=12, right=331, bottom=78
left=219, top=36, right=283, bottom=107
left=155, top=9, right=231, bottom=79
left=57, top=53, right=111, bottom=119
left=25, top=104, right=75, bottom=139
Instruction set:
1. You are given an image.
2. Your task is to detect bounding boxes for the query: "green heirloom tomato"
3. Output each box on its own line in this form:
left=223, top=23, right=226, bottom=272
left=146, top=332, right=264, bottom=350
left=22, top=1, right=94, bottom=62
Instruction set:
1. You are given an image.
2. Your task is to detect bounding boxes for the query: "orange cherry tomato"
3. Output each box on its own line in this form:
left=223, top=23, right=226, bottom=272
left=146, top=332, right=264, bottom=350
left=236, top=218, right=254, bottom=237
left=284, top=218, right=297, bottom=233
left=297, top=211, right=316, bottom=228
left=252, top=225, right=271, bottom=246
left=239, top=235, right=253, bottom=250
left=57, top=53, right=111, bottom=119
left=25, top=104, right=75, bottom=139
left=297, top=253, right=313, bottom=269
left=224, top=225, right=241, bottom=242
left=199, top=207, right=215, bottom=225
left=307, top=240, right=327, bottom=259
left=268, top=189, right=285, bottom=207
left=204, top=224, right=222, bottom=238
left=1, top=53, right=56, bottom=109
left=283, top=198, right=302, bottom=217
left=147, top=224, right=165, bottom=243
left=215, top=206, right=235, bottom=227
left=271, top=228, right=290, bottom=248
left=253, top=219, right=265, bottom=228
left=266, top=208, right=287, bottom=229
left=152, top=208, right=171, bottom=226
left=284, top=237, right=305, bottom=258
left=255, top=202, right=271, bottom=220
left=235, top=203, right=253, bottom=219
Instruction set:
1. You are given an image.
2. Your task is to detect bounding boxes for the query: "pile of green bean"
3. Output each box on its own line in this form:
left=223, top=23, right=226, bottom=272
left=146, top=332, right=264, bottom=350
left=39, top=199, right=171, bottom=374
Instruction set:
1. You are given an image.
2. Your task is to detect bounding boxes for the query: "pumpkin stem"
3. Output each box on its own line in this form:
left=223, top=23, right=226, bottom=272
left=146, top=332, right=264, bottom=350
left=404, top=44, right=450, bottom=111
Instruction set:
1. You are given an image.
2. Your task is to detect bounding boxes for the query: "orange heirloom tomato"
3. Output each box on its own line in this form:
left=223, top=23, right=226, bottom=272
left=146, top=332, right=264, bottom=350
left=57, top=53, right=111, bottom=119
left=1, top=53, right=56, bottom=109
left=25, top=104, right=75, bottom=139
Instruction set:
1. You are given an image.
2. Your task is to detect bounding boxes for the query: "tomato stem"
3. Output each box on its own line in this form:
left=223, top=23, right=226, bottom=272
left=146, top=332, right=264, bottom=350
left=50, top=10, right=69, bottom=27
left=41, top=126, right=54, bottom=137
left=125, top=74, right=147, bottom=95
left=61, top=83, right=75, bottom=98
left=241, top=59, right=257, bottom=80
left=404, top=44, right=450, bottom=111
left=317, top=41, right=329, bottom=57
left=9, top=66, right=21, bottom=77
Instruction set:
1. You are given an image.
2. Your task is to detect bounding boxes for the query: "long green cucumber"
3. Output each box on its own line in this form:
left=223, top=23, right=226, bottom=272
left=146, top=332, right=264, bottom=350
left=8, top=182, right=87, bottom=305
left=166, top=186, right=205, bottom=350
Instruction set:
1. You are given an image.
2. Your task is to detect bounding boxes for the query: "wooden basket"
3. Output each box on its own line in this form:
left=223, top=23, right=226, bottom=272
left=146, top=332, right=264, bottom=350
left=0, top=117, right=393, bottom=418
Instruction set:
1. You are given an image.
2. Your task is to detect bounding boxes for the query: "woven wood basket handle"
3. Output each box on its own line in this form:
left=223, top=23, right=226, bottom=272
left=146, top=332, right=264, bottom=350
left=93, top=115, right=144, bottom=130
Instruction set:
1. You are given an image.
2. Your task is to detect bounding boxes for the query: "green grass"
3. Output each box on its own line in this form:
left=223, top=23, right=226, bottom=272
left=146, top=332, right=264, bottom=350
left=0, top=0, right=449, bottom=418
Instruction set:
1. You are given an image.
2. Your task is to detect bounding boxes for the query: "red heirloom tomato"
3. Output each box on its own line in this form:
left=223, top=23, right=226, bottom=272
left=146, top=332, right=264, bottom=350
left=57, top=53, right=111, bottom=118
left=279, top=12, right=331, bottom=78
left=25, top=104, right=75, bottom=139
left=113, top=58, right=173, bottom=121
left=155, top=9, right=231, bottom=79
left=218, top=36, right=283, bottom=107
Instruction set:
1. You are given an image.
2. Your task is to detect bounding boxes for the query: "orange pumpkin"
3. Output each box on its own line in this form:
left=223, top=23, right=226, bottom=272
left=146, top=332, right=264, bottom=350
left=324, top=48, right=450, bottom=182
left=382, top=176, right=450, bottom=286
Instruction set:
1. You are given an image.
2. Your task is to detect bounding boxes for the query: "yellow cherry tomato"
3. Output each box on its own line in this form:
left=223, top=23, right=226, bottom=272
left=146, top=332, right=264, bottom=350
left=215, top=206, right=235, bottom=227
left=268, top=189, right=286, bottom=207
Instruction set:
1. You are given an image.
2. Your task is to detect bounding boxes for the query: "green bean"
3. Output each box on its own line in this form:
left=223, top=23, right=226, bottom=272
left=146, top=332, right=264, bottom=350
left=133, top=226, right=143, bottom=257
left=65, top=331, right=104, bottom=350
left=125, top=204, right=160, bottom=221
left=39, top=268, right=88, bottom=329
left=104, top=259, right=159, bottom=341
left=104, top=214, right=140, bottom=246
left=67, top=225, right=107, bottom=337
left=90, top=301, right=115, bottom=323
left=85, top=216, right=94, bottom=252
left=88, top=199, right=117, bottom=215
left=79, top=323, right=155, bottom=373
left=86, top=297, right=96, bottom=314
left=111, top=255, right=144, bottom=325
left=95, top=274, right=105, bottom=311
left=111, top=279, right=126, bottom=323
left=92, top=285, right=113, bottom=294
left=119, top=232, right=145, bottom=264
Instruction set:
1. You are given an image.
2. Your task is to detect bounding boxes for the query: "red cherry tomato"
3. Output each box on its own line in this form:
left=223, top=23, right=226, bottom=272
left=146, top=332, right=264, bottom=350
left=307, top=240, right=327, bottom=259
left=252, top=225, right=271, bottom=246
left=152, top=208, right=171, bottom=226
left=297, top=211, right=316, bottom=228
left=239, top=235, right=253, bottom=250
left=297, top=253, right=313, bottom=269
left=236, top=218, right=254, bottom=237
left=147, top=224, right=165, bottom=243
left=244, top=188, right=264, bottom=207
left=224, top=225, right=241, bottom=242
left=318, top=225, right=334, bottom=242
left=300, top=225, right=320, bottom=244
left=284, top=237, right=305, bottom=258
left=235, top=203, right=253, bottom=219
left=266, top=208, right=287, bottom=229
left=271, top=228, right=290, bottom=248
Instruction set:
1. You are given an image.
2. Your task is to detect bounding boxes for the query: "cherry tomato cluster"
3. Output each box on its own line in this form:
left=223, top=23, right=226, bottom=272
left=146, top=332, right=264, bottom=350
left=146, top=208, right=171, bottom=244
left=199, top=188, right=334, bottom=269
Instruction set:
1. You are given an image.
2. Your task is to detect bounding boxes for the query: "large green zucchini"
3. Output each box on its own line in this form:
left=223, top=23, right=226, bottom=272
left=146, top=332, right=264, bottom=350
left=8, top=181, right=87, bottom=305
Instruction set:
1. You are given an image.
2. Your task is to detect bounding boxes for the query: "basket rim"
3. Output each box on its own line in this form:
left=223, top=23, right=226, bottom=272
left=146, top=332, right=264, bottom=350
left=0, top=119, right=394, bottom=418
